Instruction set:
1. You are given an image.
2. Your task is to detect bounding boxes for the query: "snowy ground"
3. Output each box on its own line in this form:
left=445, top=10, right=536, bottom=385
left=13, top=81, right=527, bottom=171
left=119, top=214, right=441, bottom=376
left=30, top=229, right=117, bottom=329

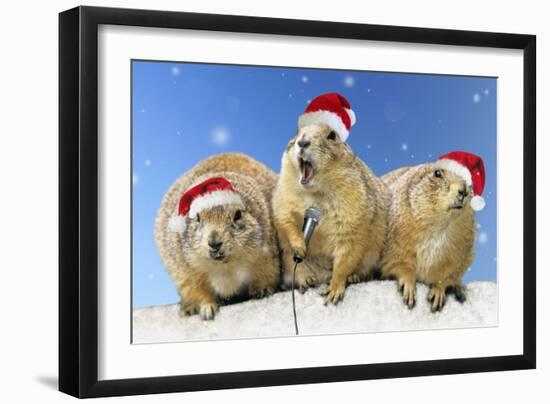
left=132, top=280, right=497, bottom=344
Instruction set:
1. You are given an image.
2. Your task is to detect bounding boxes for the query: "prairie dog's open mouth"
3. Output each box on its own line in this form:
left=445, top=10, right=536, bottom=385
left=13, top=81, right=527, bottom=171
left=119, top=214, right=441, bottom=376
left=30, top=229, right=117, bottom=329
left=299, top=158, right=314, bottom=185
left=209, top=251, right=226, bottom=261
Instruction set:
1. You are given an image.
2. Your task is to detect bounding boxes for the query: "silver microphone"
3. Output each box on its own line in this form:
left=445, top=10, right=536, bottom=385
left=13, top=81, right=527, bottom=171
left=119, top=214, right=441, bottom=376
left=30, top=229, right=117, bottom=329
left=303, top=206, right=322, bottom=247
left=294, top=206, right=322, bottom=262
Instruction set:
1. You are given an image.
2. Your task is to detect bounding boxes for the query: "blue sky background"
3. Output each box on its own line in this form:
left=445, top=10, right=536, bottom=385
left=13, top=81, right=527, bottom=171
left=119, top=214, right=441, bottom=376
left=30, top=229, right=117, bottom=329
left=132, top=60, right=497, bottom=309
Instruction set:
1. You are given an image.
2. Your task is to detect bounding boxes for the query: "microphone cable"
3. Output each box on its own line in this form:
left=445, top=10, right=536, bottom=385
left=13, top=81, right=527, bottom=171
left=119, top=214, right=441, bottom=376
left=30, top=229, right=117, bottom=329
left=291, top=256, right=302, bottom=335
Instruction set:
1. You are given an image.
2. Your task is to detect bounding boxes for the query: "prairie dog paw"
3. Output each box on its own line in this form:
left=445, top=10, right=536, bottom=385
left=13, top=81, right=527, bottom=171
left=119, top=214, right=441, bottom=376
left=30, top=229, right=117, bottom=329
left=199, top=303, right=219, bottom=320
left=320, top=281, right=346, bottom=305
left=290, top=238, right=307, bottom=260
left=452, top=284, right=467, bottom=303
left=398, top=276, right=416, bottom=309
left=427, top=285, right=446, bottom=312
left=295, top=270, right=319, bottom=294
left=250, top=287, right=275, bottom=299
left=347, top=273, right=362, bottom=285
left=179, top=302, right=199, bottom=317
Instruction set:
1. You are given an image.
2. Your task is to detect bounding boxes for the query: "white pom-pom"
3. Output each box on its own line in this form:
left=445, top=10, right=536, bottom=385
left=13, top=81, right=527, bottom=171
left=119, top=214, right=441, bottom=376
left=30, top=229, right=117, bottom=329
left=470, top=195, right=485, bottom=211
left=345, top=108, right=356, bottom=126
left=167, top=215, right=186, bottom=232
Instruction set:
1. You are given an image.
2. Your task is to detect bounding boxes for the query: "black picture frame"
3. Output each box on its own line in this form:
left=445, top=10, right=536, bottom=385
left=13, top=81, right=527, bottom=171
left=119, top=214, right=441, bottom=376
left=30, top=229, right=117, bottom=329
left=59, top=5, right=536, bottom=398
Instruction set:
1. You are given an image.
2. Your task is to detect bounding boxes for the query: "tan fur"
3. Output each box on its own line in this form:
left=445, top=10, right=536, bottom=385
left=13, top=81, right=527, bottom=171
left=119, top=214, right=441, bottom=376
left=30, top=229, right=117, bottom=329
left=155, top=153, right=280, bottom=320
left=272, top=124, right=390, bottom=304
left=380, top=164, right=476, bottom=311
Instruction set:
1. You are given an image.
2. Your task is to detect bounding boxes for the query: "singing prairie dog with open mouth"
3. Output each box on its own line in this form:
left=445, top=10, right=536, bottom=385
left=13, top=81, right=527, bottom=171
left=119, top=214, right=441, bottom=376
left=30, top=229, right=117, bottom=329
left=380, top=151, right=486, bottom=311
left=155, top=153, right=280, bottom=320
left=272, top=93, right=390, bottom=305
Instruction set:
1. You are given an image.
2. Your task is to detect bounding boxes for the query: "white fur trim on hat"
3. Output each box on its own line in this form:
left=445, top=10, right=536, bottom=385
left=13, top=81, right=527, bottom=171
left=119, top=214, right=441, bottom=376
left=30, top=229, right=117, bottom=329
left=168, top=215, right=186, bottom=232
left=470, top=195, right=485, bottom=211
left=188, top=189, right=244, bottom=218
left=434, top=158, right=473, bottom=186
left=344, top=108, right=356, bottom=126
left=298, top=110, right=350, bottom=142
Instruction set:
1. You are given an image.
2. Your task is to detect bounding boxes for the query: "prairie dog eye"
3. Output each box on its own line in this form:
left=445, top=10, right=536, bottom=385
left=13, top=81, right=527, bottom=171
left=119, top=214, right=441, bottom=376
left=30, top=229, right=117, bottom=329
left=434, top=169, right=443, bottom=178
left=233, top=210, right=242, bottom=222
left=327, top=131, right=337, bottom=141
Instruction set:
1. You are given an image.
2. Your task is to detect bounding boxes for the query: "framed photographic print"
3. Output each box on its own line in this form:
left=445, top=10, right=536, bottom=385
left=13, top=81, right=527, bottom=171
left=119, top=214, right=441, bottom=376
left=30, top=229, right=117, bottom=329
left=59, top=6, right=536, bottom=398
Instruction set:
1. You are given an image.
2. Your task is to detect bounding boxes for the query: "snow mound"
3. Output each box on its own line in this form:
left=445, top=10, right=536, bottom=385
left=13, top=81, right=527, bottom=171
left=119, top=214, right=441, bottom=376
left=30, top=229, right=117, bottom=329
left=132, top=281, right=497, bottom=344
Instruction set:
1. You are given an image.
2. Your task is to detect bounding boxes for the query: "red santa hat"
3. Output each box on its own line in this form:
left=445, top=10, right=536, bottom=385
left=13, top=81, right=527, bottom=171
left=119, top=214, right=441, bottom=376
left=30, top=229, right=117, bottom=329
left=298, top=93, right=356, bottom=142
left=434, top=151, right=486, bottom=211
left=168, top=177, right=244, bottom=232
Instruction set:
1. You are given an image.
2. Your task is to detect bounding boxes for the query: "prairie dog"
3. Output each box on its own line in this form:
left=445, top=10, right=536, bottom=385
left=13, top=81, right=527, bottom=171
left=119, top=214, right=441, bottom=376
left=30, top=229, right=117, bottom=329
left=272, top=93, right=390, bottom=304
left=380, top=151, right=486, bottom=311
left=155, top=153, right=280, bottom=320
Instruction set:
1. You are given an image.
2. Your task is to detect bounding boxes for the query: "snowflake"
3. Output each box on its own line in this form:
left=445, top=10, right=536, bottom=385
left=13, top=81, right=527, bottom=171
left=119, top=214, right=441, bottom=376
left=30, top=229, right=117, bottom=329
left=145, top=160, right=151, bottom=166
left=211, top=127, right=230, bottom=147
left=343, top=75, right=355, bottom=88
left=478, top=231, right=488, bottom=245
left=401, top=143, right=408, bottom=151
left=171, top=66, right=180, bottom=76
left=132, top=174, right=139, bottom=186
left=484, top=88, right=490, bottom=95
left=301, top=76, right=308, bottom=83
left=147, top=274, right=154, bottom=280
left=473, top=93, right=481, bottom=103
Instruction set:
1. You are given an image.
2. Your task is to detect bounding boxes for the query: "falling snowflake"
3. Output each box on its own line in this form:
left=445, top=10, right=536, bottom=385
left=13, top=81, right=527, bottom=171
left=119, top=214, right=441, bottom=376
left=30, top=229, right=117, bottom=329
left=171, top=66, right=180, bottom=76
left=343, top=75, right=355, bottom=88
left=306, top=99, right=311, bottom=104
left=411, top=154, right=415, bottom=159
left=147, top=274, right=155, bottom=280
left=145, top=160, right=151, bottom=166
left=478, top=231, right=488, bottom=245
left=176, top=130, right=181, bottom=135
left=476, top=223, right=481, bottom=229
left=289, top=93, right=293, bottom=98
left=141, top=108, right=146, bottom=113
left=484, top=88, right=490, bottom=95
left=367, top=144, right=371, bottom=149
left=301, top=76, right=308, bottom=83
left=473, top=93, right=481, bottom=103
left=281, top=72, right=285, bottom=77
left=211, top=127, right=230, bottom=147
left=401, top=143, right=408, bottom=151
left=384, top=158, right=388, bottom=163
left=367, top=88, right=371, bottom=93
left=132, top=174, right=139, bottom=186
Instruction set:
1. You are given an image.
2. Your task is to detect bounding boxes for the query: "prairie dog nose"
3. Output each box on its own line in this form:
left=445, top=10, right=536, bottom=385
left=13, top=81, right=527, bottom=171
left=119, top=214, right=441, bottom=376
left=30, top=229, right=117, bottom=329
left=208, top=240, right=223, bottom=252
left=297, top=139, right=310, bottom=149
left=457, top=187, right=468, bottom=201
left=208, top=234, right=223, bottom=251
